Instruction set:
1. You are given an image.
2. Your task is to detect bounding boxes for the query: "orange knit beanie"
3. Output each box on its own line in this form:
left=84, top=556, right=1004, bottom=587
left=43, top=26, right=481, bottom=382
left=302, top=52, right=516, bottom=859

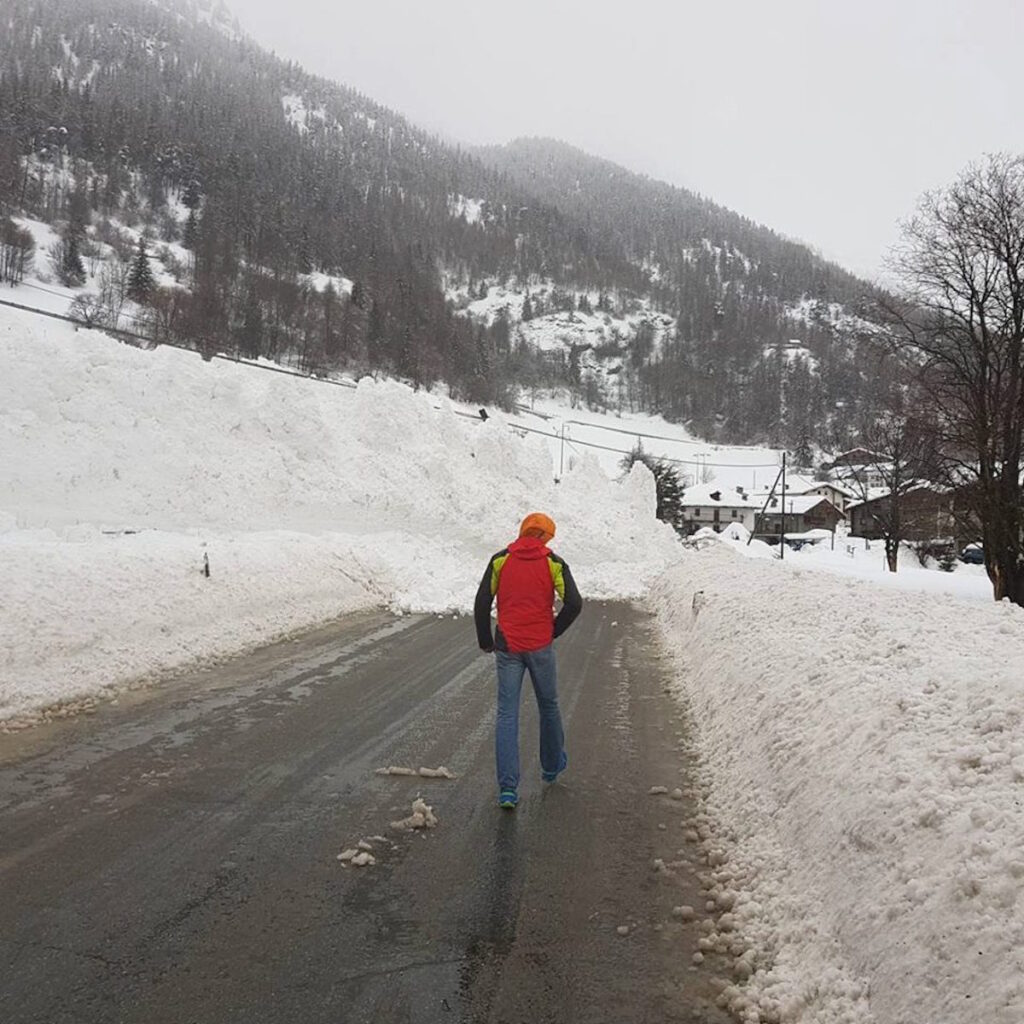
left=518, top=512, right=556, bottom=543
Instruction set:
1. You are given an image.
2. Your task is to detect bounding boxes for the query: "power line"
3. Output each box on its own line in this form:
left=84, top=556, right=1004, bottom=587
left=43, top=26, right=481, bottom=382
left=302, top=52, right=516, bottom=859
left=506, top=418, right=777, bottom=468
left=0, top=294, right=358, bottom=389
left=562, top=416, right=775, bottom=454
left=1, top=292, right=780, bottom=470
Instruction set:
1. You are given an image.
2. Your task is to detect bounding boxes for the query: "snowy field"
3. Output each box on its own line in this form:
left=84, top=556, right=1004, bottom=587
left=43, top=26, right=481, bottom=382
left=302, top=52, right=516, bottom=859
left=0, top=305, right=680, bottom=721
left=652, top=544, right=1024, bottom=1024
left=703, top=525, right=995, bottom=605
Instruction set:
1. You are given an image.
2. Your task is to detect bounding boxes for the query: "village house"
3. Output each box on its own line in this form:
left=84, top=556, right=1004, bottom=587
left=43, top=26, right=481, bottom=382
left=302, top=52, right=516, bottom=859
left=848, top=486, right=957, bottom=542
left=752, top=474, right=855, bottom=515
left=800, top=480, right=854, bottom=514
left=755, top=494, right=845, bottom=538
left=824, top=449, right=890, bottom=492
left=679, top=483, right=761, bottom=535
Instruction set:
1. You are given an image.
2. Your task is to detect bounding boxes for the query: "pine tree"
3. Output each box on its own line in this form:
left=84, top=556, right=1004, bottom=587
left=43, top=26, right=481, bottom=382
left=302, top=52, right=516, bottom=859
left=127, top=238, right=156, bottom=303
left=55, top=188, right=89, bottom=286
left=793, top=437, right=814, bottom=471
left=183, top=209, right=198, bottom=250
left=182, top=177, right=202, bottom=210
left=56, top=225, right=85, bottom=286
left=296, top=226, right=313, bottom=275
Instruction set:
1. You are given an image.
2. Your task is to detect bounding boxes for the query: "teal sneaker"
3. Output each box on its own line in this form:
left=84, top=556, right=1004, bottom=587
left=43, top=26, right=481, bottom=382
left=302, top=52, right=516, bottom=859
left=542, top=750, right=568, bottom=783
left=498, top=789, right=519, bottom=809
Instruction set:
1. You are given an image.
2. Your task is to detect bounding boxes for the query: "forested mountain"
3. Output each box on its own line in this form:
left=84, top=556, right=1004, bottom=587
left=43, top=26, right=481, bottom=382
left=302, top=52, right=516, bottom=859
left=0, top=0, right=889, bottom=449
left=475, top=138, right=889, bottom=444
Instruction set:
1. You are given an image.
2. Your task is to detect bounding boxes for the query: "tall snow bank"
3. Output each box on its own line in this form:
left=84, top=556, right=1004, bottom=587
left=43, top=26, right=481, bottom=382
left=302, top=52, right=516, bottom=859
left=651, top=544, right=1024, bottom=1024
left=0, top=308, right=679, bottom=719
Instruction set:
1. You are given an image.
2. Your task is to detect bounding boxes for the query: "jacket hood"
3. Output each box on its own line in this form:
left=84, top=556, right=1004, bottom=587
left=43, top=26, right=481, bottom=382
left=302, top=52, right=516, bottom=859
left=507, top=536, right=551, bottom=560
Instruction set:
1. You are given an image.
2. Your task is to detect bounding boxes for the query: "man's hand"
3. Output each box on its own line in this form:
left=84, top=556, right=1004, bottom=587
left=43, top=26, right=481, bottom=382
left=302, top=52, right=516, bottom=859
left=480, top=642, right=494, bottom=654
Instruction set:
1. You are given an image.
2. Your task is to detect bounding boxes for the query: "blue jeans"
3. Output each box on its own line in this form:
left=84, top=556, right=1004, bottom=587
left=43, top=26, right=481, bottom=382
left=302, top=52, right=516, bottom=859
left=494, top=645, right=565, bottom=792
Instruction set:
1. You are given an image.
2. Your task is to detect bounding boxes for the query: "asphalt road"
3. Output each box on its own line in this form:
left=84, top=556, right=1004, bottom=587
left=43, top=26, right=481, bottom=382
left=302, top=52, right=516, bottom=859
left=0, top=603, right=732, bottom=1024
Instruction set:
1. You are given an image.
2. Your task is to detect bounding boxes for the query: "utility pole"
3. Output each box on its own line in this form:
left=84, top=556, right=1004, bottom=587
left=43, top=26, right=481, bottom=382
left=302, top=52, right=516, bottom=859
left=748, top=463, right=784, bottom=545
left=559, top=422, right=566, bottom=480
left=780, top=452, right=787, bottom=560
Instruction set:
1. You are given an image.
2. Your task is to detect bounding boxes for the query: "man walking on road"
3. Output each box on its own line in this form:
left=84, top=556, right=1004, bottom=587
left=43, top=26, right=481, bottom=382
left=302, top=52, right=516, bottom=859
left=474, top=513, right=583, bottom=809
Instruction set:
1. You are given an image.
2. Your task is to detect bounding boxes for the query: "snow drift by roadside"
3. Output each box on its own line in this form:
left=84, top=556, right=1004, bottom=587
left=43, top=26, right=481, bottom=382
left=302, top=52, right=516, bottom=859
left=651, top=544, right=1024, bottom=1024
left=0, top=307, right=680, bottom=720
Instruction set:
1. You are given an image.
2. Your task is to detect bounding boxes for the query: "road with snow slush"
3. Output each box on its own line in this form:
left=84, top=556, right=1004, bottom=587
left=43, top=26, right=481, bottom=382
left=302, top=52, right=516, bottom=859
left=0, top=604, right=732, bottom=1024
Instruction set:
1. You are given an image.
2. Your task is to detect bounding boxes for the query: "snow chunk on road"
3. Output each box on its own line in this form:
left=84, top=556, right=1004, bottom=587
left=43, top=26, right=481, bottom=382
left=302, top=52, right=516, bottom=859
left=390, top=798, right=438, bottom=831
left=374, top=765, right=456, bottom=779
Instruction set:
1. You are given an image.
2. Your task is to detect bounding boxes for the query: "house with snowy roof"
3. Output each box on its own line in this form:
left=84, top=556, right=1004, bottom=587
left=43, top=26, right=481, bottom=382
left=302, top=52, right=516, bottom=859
left=823, top=449, right=890, bottom=491
left=679, top=483, right=761, bottom=536
left=751, top=474, right=855, bottom=514
left=755, top=494, right=845, bottom=538
left=799, top=480, right=855, bottom=514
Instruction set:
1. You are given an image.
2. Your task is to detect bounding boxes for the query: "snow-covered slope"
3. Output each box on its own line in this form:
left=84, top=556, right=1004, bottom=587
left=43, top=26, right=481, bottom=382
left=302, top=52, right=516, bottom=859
left=0, top=306, right=680, bottom=721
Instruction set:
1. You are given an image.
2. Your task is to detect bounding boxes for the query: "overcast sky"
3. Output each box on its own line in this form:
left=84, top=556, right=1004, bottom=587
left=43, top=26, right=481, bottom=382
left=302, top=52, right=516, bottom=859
left=228, top=0, right=1022, bottom=281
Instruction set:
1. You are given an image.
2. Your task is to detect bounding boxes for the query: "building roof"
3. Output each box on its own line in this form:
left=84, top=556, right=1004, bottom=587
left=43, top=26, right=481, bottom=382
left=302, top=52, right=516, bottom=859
left=761, top=495, right=841, bottom=516
left=750, top=476, right=853, bottom=503
left=803, top=480, right=855, bottom=497
left=847, top=484, right=946, bottom=511
left=681, top=483, right=760, bottom=509
left=827, top=448, right=886, bottom=467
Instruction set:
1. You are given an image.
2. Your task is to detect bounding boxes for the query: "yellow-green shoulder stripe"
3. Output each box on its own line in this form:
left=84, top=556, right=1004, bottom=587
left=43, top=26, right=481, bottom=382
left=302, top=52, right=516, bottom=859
left=490, top=554, right=510, bottom=596
left=548, top=557, right=565, bottom=600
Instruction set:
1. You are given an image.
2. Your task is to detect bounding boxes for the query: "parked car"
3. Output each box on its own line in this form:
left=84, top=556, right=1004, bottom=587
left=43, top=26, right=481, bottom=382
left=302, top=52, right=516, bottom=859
left=960, top=543, right=985, bottom=564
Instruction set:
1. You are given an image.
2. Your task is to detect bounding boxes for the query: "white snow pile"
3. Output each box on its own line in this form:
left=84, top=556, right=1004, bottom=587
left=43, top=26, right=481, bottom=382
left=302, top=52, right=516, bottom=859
left=0, top=305, right=680, bottom=721
left=374, top=765, right=456, bottom=779
left=337, top=836, right=388, bottom=868
left=651, top=543, right=1024, bottom=1024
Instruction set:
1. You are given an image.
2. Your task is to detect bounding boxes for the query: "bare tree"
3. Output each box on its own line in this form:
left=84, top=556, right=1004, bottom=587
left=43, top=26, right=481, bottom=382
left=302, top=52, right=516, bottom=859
left=884, top=154, right=1024, bottom=604
left=0, top=218, right=34, bottom=284
left=844, top=411, right=937, bottom=572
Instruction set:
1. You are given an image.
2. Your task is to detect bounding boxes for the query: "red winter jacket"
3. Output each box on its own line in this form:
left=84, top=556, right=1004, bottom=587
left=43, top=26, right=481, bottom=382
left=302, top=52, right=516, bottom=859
left=473, top=536, right=583, bottom=653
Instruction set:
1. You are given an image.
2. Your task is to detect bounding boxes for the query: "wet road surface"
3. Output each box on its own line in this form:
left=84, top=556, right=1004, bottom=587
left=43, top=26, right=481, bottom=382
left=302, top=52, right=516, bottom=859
left=0, top=603, right=732, bottom=1023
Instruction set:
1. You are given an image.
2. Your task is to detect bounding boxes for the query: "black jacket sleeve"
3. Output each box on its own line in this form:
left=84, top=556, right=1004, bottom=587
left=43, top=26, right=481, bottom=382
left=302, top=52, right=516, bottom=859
left=473, top=552, right=501, bottom=650
left=552, top=558, right=583, bottom=639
